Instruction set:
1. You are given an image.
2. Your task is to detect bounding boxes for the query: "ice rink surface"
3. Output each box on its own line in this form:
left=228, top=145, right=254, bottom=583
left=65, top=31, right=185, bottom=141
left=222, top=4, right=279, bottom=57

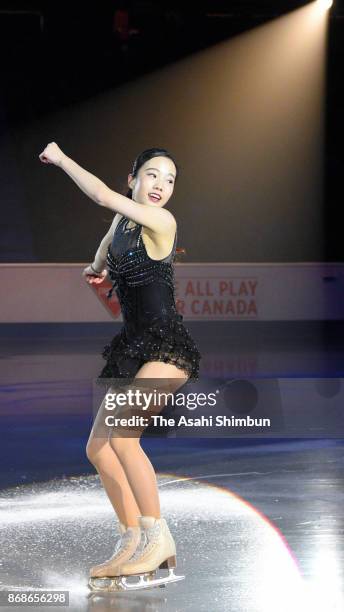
left=1, top=321, right=344, bottom=611
left=1, top=441, right=344, bottom=612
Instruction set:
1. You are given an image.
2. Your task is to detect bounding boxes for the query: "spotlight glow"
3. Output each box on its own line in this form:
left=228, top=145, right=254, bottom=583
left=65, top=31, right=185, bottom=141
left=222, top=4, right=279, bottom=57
left=317, top=0, right=333, bottom=10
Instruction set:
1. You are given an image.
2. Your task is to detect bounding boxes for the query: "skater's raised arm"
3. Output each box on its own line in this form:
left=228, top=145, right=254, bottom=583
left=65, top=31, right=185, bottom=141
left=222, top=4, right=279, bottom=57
left=38, top=142, right=176, bottom=235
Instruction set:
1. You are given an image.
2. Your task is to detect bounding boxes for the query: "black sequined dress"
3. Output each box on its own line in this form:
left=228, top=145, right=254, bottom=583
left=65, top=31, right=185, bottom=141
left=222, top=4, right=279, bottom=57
left=97, top=215, right=201, bottom=381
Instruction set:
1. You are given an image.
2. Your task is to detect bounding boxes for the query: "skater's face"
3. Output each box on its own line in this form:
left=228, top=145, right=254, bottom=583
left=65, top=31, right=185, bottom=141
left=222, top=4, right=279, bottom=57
left=128, top=156, right=177, bottom=207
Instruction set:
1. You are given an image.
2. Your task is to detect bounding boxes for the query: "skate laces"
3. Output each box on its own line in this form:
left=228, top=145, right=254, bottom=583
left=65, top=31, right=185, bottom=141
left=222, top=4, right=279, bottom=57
left=109, top=528, right=137, bottom=561
left=127, top=528, right=148, bottom=561
left=130, top=522, right=161, bottom=561
left=146, top=522, right=161, bottom=548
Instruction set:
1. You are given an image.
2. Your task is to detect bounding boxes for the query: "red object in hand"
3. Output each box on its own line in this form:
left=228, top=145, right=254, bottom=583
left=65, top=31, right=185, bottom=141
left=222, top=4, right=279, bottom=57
left=88, top=277, right=122, bottom=319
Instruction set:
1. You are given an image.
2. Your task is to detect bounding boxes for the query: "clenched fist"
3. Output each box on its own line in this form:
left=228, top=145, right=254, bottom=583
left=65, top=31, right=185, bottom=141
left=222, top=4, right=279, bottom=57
left=82, top=265, right=108, bottom=285
left=39, top=142, right=65, bottom=166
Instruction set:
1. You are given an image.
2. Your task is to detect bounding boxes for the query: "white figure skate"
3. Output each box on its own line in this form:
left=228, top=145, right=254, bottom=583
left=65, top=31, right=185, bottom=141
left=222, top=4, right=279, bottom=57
left=88, top=522, right=141, bottom=592
left=112, top=516, right=185, bottom=591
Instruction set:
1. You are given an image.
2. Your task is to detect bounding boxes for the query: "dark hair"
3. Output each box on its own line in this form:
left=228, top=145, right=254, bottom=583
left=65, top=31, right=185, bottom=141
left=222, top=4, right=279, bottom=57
left=126, top=147, right=179, bottom=198
left=125, top=147, right=185, bottom=260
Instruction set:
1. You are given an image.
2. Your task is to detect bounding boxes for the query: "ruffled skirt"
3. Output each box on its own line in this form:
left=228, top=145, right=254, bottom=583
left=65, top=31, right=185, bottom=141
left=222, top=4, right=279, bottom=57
left=97, top=314, right=201, bottom=382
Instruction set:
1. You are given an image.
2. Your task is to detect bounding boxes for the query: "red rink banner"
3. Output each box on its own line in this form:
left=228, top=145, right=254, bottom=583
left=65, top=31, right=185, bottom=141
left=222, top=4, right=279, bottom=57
left=175, top=276, right=258, bottom=318
left=0, top=262, right=343, bottom=322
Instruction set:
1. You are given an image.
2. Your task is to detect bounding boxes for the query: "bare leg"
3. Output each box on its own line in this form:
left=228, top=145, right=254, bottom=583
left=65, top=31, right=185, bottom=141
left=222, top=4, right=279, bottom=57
left=109, top=437, right=161, bottom=518
left=109, top=361, right=188, bottom=519
left=86, top=388, right=141, bottom=527
left=86, top=438, right=141, bottom=527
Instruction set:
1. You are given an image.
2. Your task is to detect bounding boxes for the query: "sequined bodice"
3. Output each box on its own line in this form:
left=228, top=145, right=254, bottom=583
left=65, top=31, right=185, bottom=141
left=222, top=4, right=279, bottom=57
left=106, top=215, right=178, bottom=331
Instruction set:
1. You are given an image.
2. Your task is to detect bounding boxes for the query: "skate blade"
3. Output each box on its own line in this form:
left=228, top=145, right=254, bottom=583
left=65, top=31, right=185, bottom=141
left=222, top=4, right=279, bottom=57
left=119, top=568, right=185, bottom=591
left=88, top=571, right=159, bottom=592
left=88, top=576, right=123, bottom=592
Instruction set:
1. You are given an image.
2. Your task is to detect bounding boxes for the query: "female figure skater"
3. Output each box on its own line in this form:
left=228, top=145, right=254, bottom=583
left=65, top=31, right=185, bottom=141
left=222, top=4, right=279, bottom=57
left=39, top=143, right=201, bottom=591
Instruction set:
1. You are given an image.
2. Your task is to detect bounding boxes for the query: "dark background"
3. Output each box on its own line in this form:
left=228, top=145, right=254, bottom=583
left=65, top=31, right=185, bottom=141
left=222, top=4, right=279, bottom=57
left=0, top=0, right=343, bottom=262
